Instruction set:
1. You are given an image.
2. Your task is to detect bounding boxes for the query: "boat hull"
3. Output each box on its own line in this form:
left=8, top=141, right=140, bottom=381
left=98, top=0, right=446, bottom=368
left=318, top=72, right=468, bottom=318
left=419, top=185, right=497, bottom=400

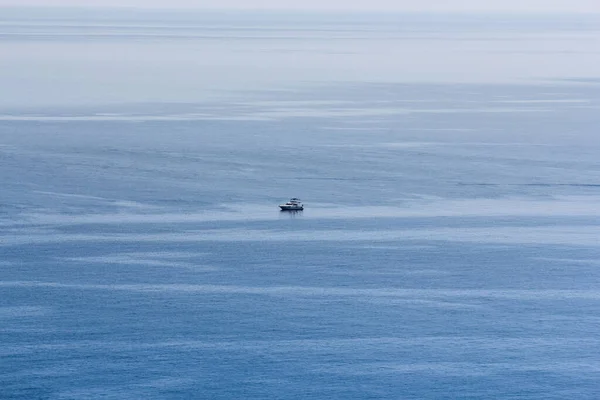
left=279, top=205, right=303, bottom=211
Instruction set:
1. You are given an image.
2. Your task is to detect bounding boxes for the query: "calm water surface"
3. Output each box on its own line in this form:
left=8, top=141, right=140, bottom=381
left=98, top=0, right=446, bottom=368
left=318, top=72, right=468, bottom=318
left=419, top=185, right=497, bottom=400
left=1, top=9, right=600, bottom=399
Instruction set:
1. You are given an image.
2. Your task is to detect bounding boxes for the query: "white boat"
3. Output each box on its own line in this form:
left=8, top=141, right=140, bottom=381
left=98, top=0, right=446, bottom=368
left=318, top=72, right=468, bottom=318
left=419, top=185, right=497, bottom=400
left=279, top=198, right=304, bottom=211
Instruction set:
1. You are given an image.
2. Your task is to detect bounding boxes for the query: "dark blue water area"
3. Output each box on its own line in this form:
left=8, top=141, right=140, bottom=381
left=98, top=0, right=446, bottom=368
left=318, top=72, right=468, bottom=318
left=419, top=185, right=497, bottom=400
left=2, top=82, right=600, bottom=399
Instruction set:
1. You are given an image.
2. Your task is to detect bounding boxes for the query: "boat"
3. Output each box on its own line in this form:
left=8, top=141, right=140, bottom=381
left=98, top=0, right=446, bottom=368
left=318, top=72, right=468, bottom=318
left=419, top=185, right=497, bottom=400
left=279, top=198, right=304, bottom=211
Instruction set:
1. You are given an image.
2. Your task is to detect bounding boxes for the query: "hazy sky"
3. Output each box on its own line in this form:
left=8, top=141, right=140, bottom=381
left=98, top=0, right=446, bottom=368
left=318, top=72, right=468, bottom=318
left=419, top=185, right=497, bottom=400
left=1, top=0, right=600, bottom=13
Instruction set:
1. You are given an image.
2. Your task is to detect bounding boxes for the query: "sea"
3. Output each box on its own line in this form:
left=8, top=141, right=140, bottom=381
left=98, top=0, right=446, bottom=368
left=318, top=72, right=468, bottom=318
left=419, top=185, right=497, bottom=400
left=1, top=7, right=600, bottom=399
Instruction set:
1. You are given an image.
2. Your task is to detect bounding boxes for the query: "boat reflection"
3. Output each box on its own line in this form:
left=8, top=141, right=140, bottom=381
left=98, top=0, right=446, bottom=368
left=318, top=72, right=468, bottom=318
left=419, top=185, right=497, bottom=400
left=279, top=209, right=303, bottom=218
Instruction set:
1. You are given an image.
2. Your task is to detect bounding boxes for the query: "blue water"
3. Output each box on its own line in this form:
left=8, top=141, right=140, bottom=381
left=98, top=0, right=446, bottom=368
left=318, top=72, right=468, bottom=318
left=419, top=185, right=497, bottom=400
left=2, top=9, right=600, bottom=399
